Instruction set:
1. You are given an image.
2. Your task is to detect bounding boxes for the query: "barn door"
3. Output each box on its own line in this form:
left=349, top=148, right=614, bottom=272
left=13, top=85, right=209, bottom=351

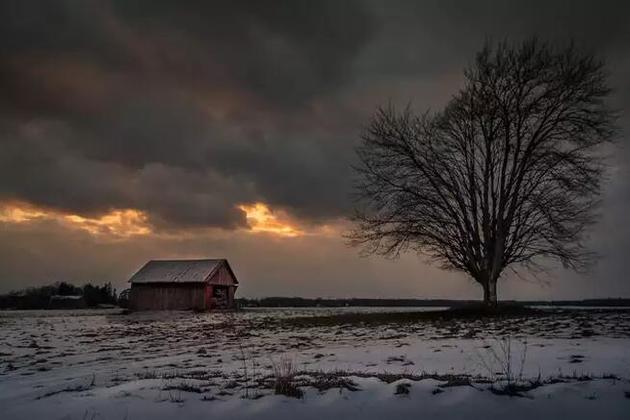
left=214, top=286, right=228, bottom=309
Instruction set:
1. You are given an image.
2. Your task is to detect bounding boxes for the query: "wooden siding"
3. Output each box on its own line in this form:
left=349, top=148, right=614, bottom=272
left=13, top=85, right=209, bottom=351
left=227, top=285, right=236, bottom=308
left=130, top=283, right=206, bottom=311
left=207, top=264, right=237, bottom=285
left=128, top=260, right=239, bottom=311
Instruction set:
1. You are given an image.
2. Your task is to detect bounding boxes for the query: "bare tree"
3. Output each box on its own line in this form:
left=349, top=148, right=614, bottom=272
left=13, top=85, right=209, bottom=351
left=349, top=39, right=616, bottom=308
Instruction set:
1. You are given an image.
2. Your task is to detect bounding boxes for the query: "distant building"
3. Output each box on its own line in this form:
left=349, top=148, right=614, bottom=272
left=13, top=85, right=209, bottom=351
left=128, top=259, right=239, bottom=311
left=49, top=295, right=87, bottom=309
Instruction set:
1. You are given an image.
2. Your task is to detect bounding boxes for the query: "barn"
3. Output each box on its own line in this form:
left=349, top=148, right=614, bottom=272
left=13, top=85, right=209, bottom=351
left=128, top=259, right=238, bottom=311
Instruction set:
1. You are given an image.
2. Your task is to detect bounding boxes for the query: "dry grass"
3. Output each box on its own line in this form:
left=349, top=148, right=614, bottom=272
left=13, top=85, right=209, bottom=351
left=271, top=357, right=303, bottom=398
left=475, top=336, right=532, bottom=396
left=476, top=336, right=528, bottom=384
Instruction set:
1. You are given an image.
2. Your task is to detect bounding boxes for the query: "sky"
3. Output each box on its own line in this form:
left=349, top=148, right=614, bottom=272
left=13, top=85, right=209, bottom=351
left=1, top=0, right=629, bottom=300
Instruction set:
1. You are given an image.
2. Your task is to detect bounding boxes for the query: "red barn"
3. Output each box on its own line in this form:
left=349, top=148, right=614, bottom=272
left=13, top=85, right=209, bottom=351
left=128, top=259, right=238, bottom=311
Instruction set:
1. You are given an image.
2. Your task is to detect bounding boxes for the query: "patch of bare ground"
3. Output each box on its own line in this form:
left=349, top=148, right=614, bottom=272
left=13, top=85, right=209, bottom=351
left=280, top=307, right=630, bottom=338
left=281, top=306, right=544, bottom=327
left=239, top=368, right=627, bottom=401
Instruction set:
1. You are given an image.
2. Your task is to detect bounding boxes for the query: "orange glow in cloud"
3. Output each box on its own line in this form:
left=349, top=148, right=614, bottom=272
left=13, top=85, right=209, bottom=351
left=63, top=210, right=151, bottom=236
left=1, top=201, right=334, bottom=239
left=0, top=203, right=48, bottom=223
left=238, top=203, right=303, bottom=237
left=0, top=202, right=151, bottom=238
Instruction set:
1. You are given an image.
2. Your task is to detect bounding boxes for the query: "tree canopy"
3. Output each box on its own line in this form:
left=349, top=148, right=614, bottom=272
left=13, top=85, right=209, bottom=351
left=349, top=39, right=617, bottom=307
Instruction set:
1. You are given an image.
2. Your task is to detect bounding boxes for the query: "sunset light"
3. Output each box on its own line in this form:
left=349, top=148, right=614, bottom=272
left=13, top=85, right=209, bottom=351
left=64, top=209, right=151, bottom=237
left=0, top=202, right=151, bottom=238
left=0, top=203, right=47, bottom=223
left=238, top=203, right=303, bottom=237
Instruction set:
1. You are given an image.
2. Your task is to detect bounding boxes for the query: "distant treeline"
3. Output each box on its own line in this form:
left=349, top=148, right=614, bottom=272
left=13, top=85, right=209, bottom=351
left=0, top=282, right=121, bottom=309
left=237, top=297, right=630, bottom=308
left=3, top=289, right=628, bottom=310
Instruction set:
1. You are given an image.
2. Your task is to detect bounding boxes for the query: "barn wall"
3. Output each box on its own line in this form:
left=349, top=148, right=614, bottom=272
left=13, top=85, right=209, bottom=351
left=130, top=283, right=206, bottom=311
left=206, top=264, right=238, bottom=309
left=208, top=265, right=237, bottom=286
left=228, top=286, right=236, bottom=309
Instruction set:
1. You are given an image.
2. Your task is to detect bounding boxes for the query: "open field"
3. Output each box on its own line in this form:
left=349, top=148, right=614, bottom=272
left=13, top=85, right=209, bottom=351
left=1, top=307, right=630, bottom=419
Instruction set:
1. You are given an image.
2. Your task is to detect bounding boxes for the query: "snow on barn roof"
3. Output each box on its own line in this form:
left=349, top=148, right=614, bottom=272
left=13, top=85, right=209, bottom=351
left=128, top=259, right=238, bottom=284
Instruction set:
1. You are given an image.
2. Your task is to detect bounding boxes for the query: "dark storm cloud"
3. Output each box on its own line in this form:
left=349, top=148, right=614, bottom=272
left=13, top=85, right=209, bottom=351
left=358, top=0, right=630, bottom=86
left=2, top=0, right=628, bottom=230
left=0, top=0, right=374, bottom=227
left=113, top=0, right=375, bottom=105
left=1, top=0, right=375, bottom=109
left=0, top=0, right=629, bottom=299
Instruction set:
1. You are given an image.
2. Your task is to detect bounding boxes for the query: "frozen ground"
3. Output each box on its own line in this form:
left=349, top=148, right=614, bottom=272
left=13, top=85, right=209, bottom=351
left=1, top=307, right=630, bottom=419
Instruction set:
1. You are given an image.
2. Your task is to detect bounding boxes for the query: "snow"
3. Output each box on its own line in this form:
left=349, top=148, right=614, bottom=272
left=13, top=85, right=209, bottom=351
left=1, top=307, right=629, bottom=419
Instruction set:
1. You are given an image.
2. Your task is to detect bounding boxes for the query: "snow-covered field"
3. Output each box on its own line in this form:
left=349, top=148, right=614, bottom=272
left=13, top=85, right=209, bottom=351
left=1, top=307, right=630, bottom=419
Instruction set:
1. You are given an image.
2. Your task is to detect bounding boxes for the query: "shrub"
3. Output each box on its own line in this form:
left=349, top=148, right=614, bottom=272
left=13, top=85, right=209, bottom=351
left=272, top=357, right=303, bottom=398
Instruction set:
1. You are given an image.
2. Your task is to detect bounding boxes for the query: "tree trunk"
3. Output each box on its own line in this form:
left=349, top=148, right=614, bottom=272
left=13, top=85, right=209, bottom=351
left=482, top=279, right=498, bottom=309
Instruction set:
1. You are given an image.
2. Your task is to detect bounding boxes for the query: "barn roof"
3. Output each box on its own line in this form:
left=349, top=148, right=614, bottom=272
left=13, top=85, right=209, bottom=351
left=128, top=259, right=238, bottom=284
